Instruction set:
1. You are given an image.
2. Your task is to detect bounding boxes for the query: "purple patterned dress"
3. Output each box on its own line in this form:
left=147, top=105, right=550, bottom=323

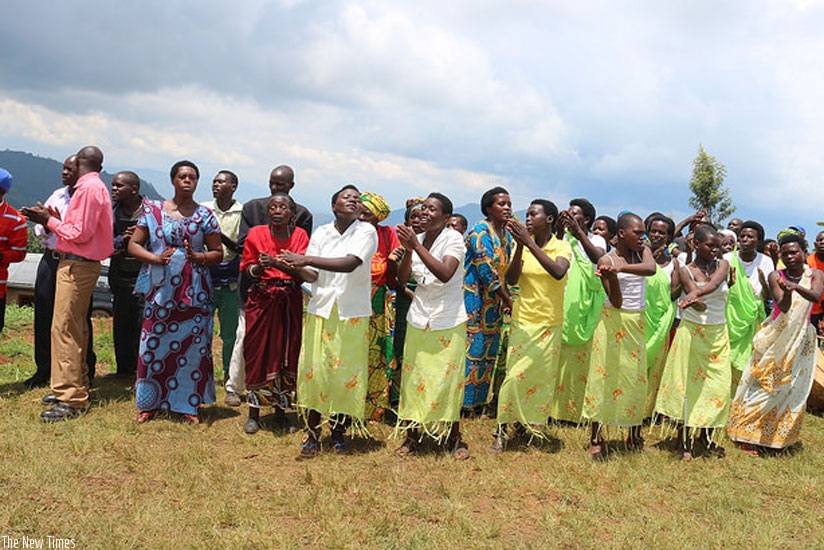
left=134, top=201, right=220, bottom=415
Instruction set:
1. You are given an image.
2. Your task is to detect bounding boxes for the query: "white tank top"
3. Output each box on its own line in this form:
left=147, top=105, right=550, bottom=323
left=681, top=264, right=728, bottom=325
left=604, top=254, right=647, bottom=311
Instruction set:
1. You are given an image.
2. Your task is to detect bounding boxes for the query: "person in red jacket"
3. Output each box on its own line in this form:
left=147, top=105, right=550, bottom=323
left=0, top=168, right=29, bottom=332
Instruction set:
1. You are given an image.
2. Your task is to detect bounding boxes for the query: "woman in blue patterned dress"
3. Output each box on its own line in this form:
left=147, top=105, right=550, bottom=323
left=463, top=186, right=513, bottom=416
left=128, top=160, right=223, bottom=424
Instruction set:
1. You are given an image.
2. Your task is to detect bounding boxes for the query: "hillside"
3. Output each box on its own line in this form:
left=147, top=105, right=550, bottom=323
left=0, top=150, right=164, bottom=209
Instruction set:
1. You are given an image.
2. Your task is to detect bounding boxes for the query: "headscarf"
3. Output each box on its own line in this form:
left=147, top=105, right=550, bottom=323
left=777, top=226, right=808, bottom=250
left=361, top=192, right=391, bottom=222
left=719, top=229, right=737, bottom=245
left=404, top=197, right=424, bottom=224
left=405, top=197, right=424, bottom=210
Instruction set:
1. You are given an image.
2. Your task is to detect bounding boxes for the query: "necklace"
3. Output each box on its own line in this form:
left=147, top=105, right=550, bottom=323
left=694, top=259, right=717, bottom=278
left=785, top=269, right=803, bottom=282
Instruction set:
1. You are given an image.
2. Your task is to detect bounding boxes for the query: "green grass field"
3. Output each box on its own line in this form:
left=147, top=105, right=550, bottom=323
left=1, top=305, right=823, bottom=549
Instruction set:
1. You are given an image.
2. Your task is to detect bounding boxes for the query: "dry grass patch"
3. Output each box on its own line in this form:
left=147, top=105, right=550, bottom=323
left=1, top=305, right=824, bottom=548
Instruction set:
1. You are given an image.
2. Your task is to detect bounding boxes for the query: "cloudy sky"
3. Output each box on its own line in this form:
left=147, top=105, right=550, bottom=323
left=2, top=0, right=823, bottom=237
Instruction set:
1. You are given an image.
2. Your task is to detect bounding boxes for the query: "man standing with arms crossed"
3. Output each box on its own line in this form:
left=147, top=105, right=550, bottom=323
left=22, top=146, right=114, bottom=421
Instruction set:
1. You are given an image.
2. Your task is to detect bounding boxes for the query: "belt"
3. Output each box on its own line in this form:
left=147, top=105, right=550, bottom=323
left=255, top=279, right=298, bottom=288
left=58, top=252, right=95, bottom=262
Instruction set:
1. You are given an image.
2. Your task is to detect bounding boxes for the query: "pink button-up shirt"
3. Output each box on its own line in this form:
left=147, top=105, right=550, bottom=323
left=46, top=172, right=114, bottom=261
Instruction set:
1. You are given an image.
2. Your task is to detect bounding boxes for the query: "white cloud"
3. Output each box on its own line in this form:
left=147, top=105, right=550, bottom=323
left=2, top=0, right=824, bottom=236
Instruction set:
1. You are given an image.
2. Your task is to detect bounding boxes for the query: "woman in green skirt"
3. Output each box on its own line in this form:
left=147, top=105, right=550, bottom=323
left=654, top=223, right=730, bottom=460
left=393, top=193, right=470, bottom=459
left=278, top=185, right=378, bottom=458
left=583, top=213, right=656, bottom=458
left=490, top=199, right=571, bottom=453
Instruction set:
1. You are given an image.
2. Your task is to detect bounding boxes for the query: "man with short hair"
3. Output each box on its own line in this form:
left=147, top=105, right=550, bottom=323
left=22, top=146, right=114, bottom=422
left=23, top=156, right=96, bottom=388
left=726, top=217, right=743, bottom=236
left=203, top=170, right=243, bottom=382
left=224, top=165, right=313, bottom=407
left=108, top=170, right=145, bottom=378
left=0, top=168, right=28, bottom=332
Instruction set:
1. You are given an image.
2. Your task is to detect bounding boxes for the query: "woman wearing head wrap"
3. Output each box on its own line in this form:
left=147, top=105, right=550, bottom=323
left=359, top=191, right=401, bottom=422
left=719, top=229, right=737, bottom=255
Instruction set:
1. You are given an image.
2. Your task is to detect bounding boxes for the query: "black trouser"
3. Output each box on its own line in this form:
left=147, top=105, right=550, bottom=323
left=112, top=284, right=142, bottom=375
left=0, top=296, right=5, bottom=332
left=33, top=252, right=96, bottom=381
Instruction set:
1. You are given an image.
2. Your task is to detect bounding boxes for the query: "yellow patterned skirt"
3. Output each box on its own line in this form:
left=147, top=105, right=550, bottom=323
left=497, top=321, right=562, bottom=433
left=396, top=323, right=466, bottom=441
left=297, top=307, right=370, bottom=434
left=582, top=307, right=647, bottom=427
left=727, top=277, right=818, bottom=449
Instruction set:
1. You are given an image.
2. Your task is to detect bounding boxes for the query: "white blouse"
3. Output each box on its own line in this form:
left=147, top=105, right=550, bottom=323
left=305, top=220, right=378, bottom=320
left=407, top=228, right=468, bottom=331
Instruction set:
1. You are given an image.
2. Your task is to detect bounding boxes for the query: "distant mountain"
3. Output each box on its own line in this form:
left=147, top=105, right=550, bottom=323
left=0, top=150, right=164, bottom=209
left=384, top=202, right=482, bottom=227
left=382, top=202, right=531, bottom=229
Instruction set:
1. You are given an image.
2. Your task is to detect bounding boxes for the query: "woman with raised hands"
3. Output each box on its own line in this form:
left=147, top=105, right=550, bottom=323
left=393, top=193, right=470, bottom=460
left=490, top=199, right=571, bottom=453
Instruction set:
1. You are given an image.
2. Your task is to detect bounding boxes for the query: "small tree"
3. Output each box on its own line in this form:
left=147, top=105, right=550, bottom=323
left=688, top=144, right=735, bottom=224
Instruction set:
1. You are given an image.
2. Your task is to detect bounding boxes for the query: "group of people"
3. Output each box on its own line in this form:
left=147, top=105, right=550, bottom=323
left=6, top=147, right=823, bottom=462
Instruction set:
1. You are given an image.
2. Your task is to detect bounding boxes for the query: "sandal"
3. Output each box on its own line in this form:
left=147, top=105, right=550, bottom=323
left=332, top=440, right=350, bottom=455
left=450, top=438, right=470, bottom=461
left=182, top=414, right=199, bottom=425
left=588, top=440, right=606, bottom=460
left=488, top=433, right=506, bottom=456
left=677, top=447, right=692, bottom=462
left=299, top=432, right=319, bottom=459
left=741, top=443, right=761, bottom=458
left=135, top=410, right=156, bottom=424
left=394, top=438, right=417, bottom=458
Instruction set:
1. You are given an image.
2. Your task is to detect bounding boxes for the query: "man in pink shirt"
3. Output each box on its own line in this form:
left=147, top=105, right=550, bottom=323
left=22, top=146, right=114, bottom=421
left=23, top=155, right=97, bottom=389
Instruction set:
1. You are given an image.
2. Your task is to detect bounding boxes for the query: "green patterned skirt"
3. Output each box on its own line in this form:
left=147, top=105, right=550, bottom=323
left=396, top=323, right=466, bottom=441
left=497, top=321, right=562, bottom=432
left=582, top=308, right=647, bottom=427
left=551, top=342, right=590, bottom=423
left=655, top=320, right=731, bottom=432
left=297, top=307, right=370, bottom=433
